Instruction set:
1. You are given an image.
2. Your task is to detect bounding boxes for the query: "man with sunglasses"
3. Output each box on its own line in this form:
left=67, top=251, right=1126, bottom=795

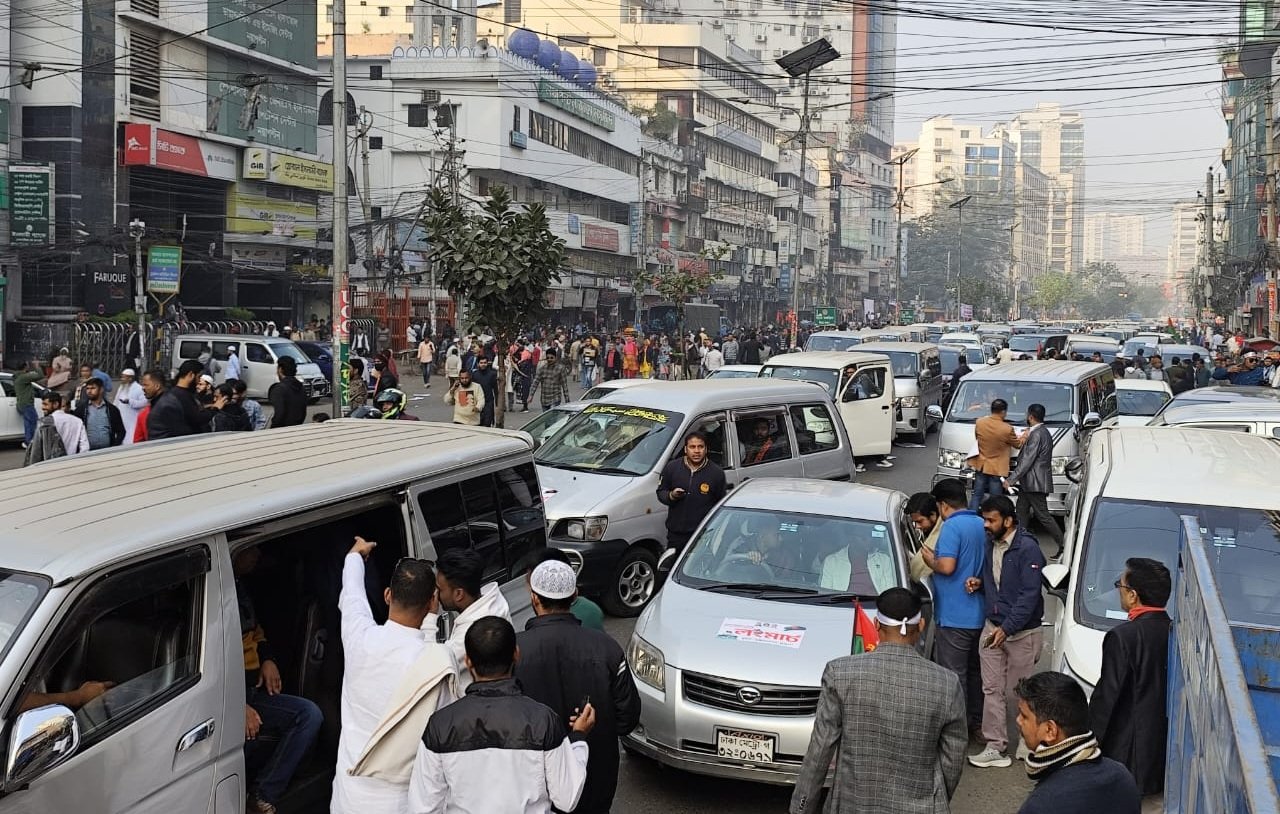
left=333, top=538, right=459, bottom=814
left=1089, top=558, right=1171, bottom=814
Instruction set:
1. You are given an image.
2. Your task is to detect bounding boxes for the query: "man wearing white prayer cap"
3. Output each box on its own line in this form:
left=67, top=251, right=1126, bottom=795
left=515, top=559, right=641, bottom=814
left=792, top=587, right=968, bottom=814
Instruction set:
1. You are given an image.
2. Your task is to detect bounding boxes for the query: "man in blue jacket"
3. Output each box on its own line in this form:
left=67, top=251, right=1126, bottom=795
left=968, top=495, right=1046, bottom=769
left=1211, top=351, right=1268, bottom=385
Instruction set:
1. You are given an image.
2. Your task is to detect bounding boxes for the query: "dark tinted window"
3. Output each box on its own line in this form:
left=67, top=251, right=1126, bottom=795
left=244, top=343, right=273, bottom=364
left=789, top=404, right=839, bottom=454
left=179, top=340, right=208, bottom=359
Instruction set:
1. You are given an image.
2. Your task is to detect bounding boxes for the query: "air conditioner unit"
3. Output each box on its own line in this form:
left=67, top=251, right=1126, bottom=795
left=773, top=48, right=783, bottom=57
left=755, top=33, right=767, bottom=41
left=421, top=89, right=441, bottom=104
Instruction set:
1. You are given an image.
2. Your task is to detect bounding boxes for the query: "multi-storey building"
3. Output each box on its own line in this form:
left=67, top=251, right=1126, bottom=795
left=1004, top=103, right=1085, bottom=275
left=1167, top=201, right=1200, bottom=286
left=1084, top=213, right=1146, bottom=264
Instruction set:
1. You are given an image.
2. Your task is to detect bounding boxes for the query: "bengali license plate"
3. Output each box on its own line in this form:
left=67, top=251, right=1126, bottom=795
left=716, top=728, right=776, bottom=763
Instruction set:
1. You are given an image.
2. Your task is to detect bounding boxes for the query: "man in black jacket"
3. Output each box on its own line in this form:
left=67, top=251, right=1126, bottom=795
left=1003, top=403, right=1063, bottom=558
left=268, top=356, right=307, bottom=427
left=1089, top=558, right=1171, bottom=812
left=148, top=359, right=214, bottom=439
left=472, top=356, right=500, bottom=427
left=72, top=377, right=126, bottom=449
left=739, top=333, right=763, bottom=365
left=515, top=560, right=640, bottom=814
left=656, top=430, right=726, bottom=554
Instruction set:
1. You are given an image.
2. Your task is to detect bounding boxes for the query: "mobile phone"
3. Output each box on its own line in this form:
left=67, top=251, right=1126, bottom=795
left=580, top=695, right=591, bottom=710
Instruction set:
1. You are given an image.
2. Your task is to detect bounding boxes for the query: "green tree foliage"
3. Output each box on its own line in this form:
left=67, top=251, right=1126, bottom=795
left=1028, top=262, right=1171, bottom=319
left=423, top=185, right=568, bottom=427
left=902, top=193, right=1012, bottom=318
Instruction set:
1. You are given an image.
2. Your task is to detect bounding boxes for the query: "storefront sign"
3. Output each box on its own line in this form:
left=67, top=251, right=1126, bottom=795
left=242, top=147, right=334, bottom=192
left=582, top=223, right=620, bottom=252
left=208, top=0, right=316, bottom=67
left=678, top=256, right=708, bottom=274
left=9, top=163, right=54, bottom=246
left=83, top=267, right=131, bottom=315
left=1269, top=279, right=1276, bottom=319
left=227, top=183, right=318, bottom=239
left=146, top=246, right=182, bottom=295
left=208, top=52, right=318, bottom=153
left=122, top=124, right=237, bottom=180
left=537, top=78, right=615, bottom=131
left=230, top=245, right=288, bottom=271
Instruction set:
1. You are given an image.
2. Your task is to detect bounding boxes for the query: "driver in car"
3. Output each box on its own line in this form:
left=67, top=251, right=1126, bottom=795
left=726, top=525, right=806, bottom=582
left=819, top=528, right=896, bottom=595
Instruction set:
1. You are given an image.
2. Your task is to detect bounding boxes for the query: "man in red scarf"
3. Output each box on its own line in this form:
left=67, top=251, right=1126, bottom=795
left=1089, top=557, right=1171, bottom=814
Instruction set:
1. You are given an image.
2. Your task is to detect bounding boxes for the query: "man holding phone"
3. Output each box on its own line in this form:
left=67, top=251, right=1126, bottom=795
left=656, top=431, right=727, bottom=555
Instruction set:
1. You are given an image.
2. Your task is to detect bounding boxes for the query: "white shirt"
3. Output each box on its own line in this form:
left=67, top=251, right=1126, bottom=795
left=703, top=349, right=725, bottom=371
left=333, top=553, right=452, bottom=814
left=112, top=381, right=148, bottom=445
left=226, top=352, right=242, bottom=381
left=996, top=347, right=1016, bottom=364
left=424, top=582, right=511, bottom=693
left=406, top=734, right=589, bottom=814
left=50, top=411, right=89, bottom=455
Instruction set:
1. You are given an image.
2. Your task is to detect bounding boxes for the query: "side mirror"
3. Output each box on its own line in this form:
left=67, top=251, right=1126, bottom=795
left=5, top=704, right=80, bottom=791
left=657, top=547, right=678, bottom=574
left=1080, top=412, right=1102, bottom=431
left=926, top=404, right=945, bottom=421
left=1041, top=562, right=1070, bottom=600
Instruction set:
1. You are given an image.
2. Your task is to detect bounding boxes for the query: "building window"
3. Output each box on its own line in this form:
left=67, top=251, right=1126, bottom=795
left=512, top=104, right=522, bottom=132
left=369, top=136, right=384, bottom=149
left=370, top=65, right=383, bottom=79
left=371, top=205, right=383, bottom=219
left=593, top=47, right=607, bottom=66
left=803, top=24, right=818, bottom=39
left=407, top=104, right=430, bottom=127
left=405, top=4, right=413, bottom=20
left=326, top=4, right=333, bottom=20
left=504, top=0, right=521, bottom=23
left=378, top=5, right=390, bottom=14
left=959, top=129, right=969, bottom=138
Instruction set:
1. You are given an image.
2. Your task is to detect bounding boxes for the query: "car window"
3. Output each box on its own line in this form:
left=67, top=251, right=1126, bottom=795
left=178, top=340, right=208, bottom=360
left=685, top=412, right=732, bottom=470
left=735, top=409, right=794, bottom=467
left=16, top=547, right=207, bottom=747
left=840, top=367, right=886, bottom=401
left=789, top=404, right=839, bottom=454
left=244, top=343, right=273, bottom=364
left=0, top=379, right=14, bottom=398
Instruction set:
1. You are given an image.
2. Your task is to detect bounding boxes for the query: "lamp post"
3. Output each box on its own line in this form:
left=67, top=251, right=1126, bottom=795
left=888, top=149, right=951, bottom=323
left=129, top=218, right=147, bottom=369
left=949, top=195, right=973, bottom=320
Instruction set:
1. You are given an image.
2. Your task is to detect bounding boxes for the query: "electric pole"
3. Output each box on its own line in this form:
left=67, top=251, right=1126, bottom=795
left=358, top=107, right=376, bottom=287
left=330, top=0, right=349, bottom=416
left=1007, top=219, right=1020, bottom=320
left=889, top=147, right=917, bottom=324
left=949, top=195, right=973, bottom=320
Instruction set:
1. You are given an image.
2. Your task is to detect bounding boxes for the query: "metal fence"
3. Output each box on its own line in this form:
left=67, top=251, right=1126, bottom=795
left=72, top=320, right=274, bottom=377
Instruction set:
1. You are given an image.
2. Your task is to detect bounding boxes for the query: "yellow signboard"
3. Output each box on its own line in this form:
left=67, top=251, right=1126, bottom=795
left=227, top=183, right=318, bottom=239
left=239, top=148, right=333, bottom=192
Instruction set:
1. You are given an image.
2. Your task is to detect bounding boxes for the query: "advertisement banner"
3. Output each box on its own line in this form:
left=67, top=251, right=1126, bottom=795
left=1269, top=279, right=1276, bottom=320
left=207, top=52, right=318, bottom=153
left=9, top=163, right=54, bottom=246
left=582, top=223, right=620, bottom=253
left=227, top=183, right=318, bottom=239
left=959, top=303, right=974, bottom=320
left=122, top=124, right=237, bottom=180
left=242, top=147, right=334, bottom=192
left=146, top=246, right=182, bottom=295
left=207, top=0, right=316, bottom=67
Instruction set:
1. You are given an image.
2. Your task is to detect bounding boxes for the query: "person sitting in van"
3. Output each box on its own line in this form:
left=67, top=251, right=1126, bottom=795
left=818, top=527, right=896, bottom=595
left=268, top=357, right=307, bottom=428
left=839, top=364, right=881, bottom=401
left=234, top=547, right=323, bottom=814
left=741, top=417, right=788, bottom=465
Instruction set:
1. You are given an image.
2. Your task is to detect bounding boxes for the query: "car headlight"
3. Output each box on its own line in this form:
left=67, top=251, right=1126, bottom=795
left=939, top=449, right=965, bottom=469
left=566, top=516, right=608, bottom=541
left=1051, top=456, right=1072, bottom=476
left=899, top=396, right=920, bottom=409
left=627, top=633, right=666, bottom=691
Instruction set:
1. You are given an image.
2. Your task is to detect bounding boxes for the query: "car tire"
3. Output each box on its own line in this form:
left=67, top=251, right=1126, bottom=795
left=602, top=546, right=658, bottom=617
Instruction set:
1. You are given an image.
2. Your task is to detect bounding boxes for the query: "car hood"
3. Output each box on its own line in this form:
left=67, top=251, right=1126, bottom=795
left=637, top=580, right=870, bottom=687
left=297, top=362, right=324, bottom=378
left=536, top=464, right=651, bottom=520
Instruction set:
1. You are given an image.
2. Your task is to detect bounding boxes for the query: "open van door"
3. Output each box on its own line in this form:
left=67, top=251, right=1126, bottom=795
left=836, top=362, right=895, bottom=457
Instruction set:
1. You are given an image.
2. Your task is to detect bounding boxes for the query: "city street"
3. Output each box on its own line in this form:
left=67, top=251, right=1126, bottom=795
left=0, top=375, right=1034, bottom=812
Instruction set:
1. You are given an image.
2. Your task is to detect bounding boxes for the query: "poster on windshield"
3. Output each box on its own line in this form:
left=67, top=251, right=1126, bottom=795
left=717, top=618, right=807, bottom=649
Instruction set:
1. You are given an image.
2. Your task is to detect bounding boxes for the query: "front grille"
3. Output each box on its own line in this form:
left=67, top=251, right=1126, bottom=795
left=681, top=739, right=806, bottom=764
left=682, top=670, right=820, bottom=717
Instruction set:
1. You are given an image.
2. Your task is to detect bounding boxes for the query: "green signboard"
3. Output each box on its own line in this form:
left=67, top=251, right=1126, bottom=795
left=9, top=163, right=54, bottom=247
left=207, top=52, right=318, bottom=153
left=899, top=306, right=916, bottom=323
left=207, top=0, right=316, bottom=67
left=147, top=246, right=182, bottom=295
left=815, top=306, right=838, bottom=326
left=537, top=79, right=615, bottom=131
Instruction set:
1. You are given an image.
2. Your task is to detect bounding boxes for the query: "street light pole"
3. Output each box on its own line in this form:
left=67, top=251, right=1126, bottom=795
left=949, top=195, right=972, bottom=320
left=129, top=219, right=147, bottom=369
left=889, top=148, right=917, bottom=324
left=330, top=0, right=349, bottom=415
left=1007, top=219, right=1020, bottom=319
left=790, top=70, right=812, bottom=345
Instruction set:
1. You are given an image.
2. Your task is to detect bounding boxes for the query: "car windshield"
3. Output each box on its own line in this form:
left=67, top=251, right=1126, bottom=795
left=948, top=380, right=1074, bottom=423
left=674, top=506, right=900, bottom=600
left=1008, top=336, right=1044, bottom=353
left=880, top=351, right=919, bottom=377
left=1077, top=499, right=1280, bottom=630
left=535, top=404, right=685, bottom=476
left=0, top=573, right=47, bottom=664
left=581, top=385, right=622, bottom=400
left=806, top=334, right=861, bottom=351
left=1122, top=339, right=1157, bottom=358
left=269, top=343, right=311, bottom=364
left=938, top=348, right=969, bottom=375
left=521, top=408, right=577, bottom=449
left=297, top=343, right=328, bottom=362
left=1117, top=389, right=1170, bottom=416
left=760, top=365, right=839, bottom=395
left=708, top=369, right=758, bottom=379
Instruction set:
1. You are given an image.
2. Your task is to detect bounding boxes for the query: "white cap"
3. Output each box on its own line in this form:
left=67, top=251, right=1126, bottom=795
left=529, top=561, right=577, bottom=600
left=121, top=368, right=137, bottom=378
left=200, top=374, right=214, bottom=384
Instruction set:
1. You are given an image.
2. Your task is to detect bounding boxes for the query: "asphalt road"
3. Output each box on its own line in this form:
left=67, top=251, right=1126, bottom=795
left=1, top=374, right=1036, bottom=812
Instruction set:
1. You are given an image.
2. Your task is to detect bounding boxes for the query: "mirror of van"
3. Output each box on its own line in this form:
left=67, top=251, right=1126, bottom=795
left=926, top=404, right=945, bottom=421
left=1080, top=412, right=1102, bottom=430
left=657, top=547, right=677, bottom=573
left=1041, top=562, right=1070, bottom=594
left=5, top=704, right=80, bottom=790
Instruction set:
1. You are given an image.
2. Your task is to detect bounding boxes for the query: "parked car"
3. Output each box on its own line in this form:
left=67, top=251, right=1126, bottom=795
left=169, top=333, right=329, bottom=401
left=519, top=401, right=587, bottom=449
left=293, top=340, right=334, bottom=382
left=1114, top=379, right=1171, bottom=426
left=624, top=478, right=926, bottom=783
left=1147, top=401, right=1280, bottom=436
left=1151, top=384, right=1280, bottom=418
left=581, top=378, right=660, bottom=400
left=0, top=371, right=50, bottom=442
left=706, top=364, right=764, bottom=380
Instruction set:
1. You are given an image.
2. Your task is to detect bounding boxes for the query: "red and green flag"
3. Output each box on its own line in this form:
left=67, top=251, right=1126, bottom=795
left=852, top=600, right=879, bottom=654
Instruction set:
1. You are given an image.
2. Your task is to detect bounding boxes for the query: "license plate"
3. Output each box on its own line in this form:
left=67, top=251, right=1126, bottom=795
left=716, top=728, right=776, bottom=763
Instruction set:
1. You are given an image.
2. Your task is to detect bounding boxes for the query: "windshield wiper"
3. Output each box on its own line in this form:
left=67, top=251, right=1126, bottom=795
left=812, top=591, right=881, bottom=604
left=699, top=582, right=820, bottom=595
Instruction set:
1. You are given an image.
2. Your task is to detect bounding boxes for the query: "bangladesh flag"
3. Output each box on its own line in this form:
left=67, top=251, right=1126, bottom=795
left=852, top=600, right=879, bottom=654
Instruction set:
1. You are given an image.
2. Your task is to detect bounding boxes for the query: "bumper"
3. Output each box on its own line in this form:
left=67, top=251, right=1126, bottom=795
left=931, top=467, right=1068, bottom=515
left=894, top=406, right=922, bottom=435
left=305, top=377, right=332, bottom=398
left=550, top=536, right=629, bottom=597
left=624, top=727, right=803, bottom=785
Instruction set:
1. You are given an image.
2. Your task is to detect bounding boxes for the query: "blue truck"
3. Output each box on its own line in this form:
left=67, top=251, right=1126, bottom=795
left=1166, top=516, right=1280, bottom=813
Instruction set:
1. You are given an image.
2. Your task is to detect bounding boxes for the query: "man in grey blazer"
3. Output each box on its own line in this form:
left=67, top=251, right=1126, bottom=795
left=791, top=588, right=968, bottom=814
left=1002, top=403, right=1063, bottom=558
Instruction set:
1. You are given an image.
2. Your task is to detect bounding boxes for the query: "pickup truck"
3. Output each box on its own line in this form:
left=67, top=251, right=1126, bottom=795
left=1166, top=516, right=1280, bottom=813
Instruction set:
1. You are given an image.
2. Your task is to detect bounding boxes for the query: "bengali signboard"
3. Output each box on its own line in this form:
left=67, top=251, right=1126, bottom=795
left=208, top=52, right=318, bottom=153
left=207, top=0, right=315, bottom=67
left=582, top=223, right=620, bottom=253
left=537, top=78, right=615, bottom=131
left=122, top=123, right=237, bottom=180
left=147, top=246, right=182, bottom=295
left=242, top=147, right=333, bottom=192
left=9, top=163, right=54, bottom=246
left=227, top=183, right=318, bottom=239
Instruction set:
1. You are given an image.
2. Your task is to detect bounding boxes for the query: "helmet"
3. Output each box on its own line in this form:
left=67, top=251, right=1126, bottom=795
left=373, top=387, right=407, bottom=419
left=350, top=405, right=383, bottom=419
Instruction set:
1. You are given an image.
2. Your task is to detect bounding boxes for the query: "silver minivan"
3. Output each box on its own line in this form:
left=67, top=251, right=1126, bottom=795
left=0, top=422, right=547, bottom=813
left=535, top=380, right=857, bottom=616
left=171, top=333, right=330, bottom=401
left=854, top=342, right=943, bottom=444
left=928, top=360, right=1116, bottom=515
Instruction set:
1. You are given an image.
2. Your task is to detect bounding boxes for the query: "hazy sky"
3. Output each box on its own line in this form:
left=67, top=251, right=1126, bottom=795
left=891, top=14, right=1228, bottom=250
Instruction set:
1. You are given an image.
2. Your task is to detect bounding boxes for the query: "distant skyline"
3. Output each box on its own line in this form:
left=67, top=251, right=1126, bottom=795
left=891, top=16, right=1226, bottom=252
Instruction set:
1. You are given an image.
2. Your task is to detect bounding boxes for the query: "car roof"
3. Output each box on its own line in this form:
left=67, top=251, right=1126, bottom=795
left=851, top=342, right=937, bottom=353
left=596, top=378, right=835, bottom=409
left=1168, top=385, right=1280, bottom=405
left=1115, top=379, right=1171, bottom=392
left=1160, top=402, right=1280, bottom=423
left=1091, top=427, right=1280, bottom=506
left=174, top=334, right=297, bottom=342
left=723, top=478, right=904, bottom=520
left=760, top=350, right=892, bottom=369
left=956, top=360, right=1110, bottom=383
left=0, top=422, right=534, bottom=581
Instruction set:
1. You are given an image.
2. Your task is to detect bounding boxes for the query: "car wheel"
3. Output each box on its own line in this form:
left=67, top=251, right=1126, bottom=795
left=603, top=547, right=658, bottom=617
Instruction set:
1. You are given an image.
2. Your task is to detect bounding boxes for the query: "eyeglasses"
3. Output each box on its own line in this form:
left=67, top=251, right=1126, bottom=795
left=1113, top=579, right=1133, bottom=592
